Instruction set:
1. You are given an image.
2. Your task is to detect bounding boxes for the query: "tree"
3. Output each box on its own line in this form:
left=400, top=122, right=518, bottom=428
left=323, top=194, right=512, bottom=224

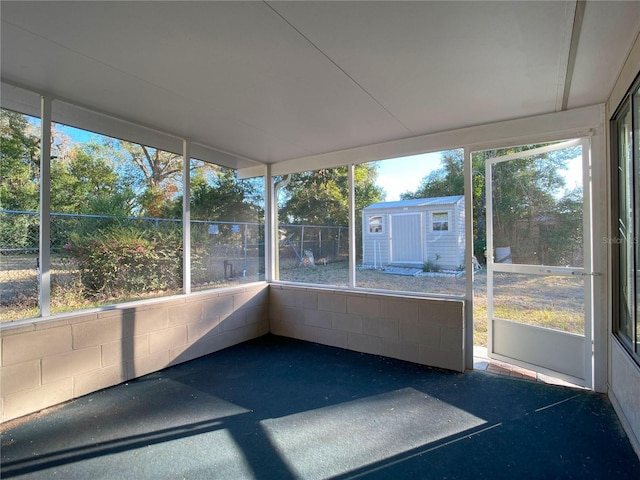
left=0, top=109, right=40, bottom=211
left=181, top=168, right=263, bottom=222
left=50, top=144, right=133, bottom=215
left=107, top=141, right=183, bottom=217
left=400, top=146, right=578, bottom=263
left=280, top=164, right=384, bottom=226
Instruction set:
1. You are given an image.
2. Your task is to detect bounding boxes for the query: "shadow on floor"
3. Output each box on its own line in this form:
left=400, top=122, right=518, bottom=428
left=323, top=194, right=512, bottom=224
left=1, top=334, right=638, bottom=479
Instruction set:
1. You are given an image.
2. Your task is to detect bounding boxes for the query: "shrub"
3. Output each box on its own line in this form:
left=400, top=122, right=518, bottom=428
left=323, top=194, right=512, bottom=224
left=66, top=226, right=182, bottom=299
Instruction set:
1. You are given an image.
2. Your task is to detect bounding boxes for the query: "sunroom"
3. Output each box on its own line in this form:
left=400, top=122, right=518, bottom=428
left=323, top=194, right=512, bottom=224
left=1, top=1, right=640, bottom=476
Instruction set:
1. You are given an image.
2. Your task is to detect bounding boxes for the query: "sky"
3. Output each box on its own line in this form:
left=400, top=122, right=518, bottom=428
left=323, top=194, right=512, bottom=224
left=55, top=122, right=581, bottom=198
left=374, top=151, right=444, bottom=201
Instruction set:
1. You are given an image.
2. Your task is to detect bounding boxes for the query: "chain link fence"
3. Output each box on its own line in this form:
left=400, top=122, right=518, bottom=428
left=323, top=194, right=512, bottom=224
left=278, top=224, right=348, bottom=269
left=0, top=210, right=347, bottom=320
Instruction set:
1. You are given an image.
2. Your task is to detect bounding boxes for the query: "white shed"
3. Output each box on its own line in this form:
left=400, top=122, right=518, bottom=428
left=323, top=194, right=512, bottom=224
left=362, top=195, right=465, bottom=270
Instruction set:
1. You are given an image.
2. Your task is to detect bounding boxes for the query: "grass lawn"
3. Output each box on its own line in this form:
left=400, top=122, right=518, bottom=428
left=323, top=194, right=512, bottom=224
left=2, top=257, right=585, bottom=349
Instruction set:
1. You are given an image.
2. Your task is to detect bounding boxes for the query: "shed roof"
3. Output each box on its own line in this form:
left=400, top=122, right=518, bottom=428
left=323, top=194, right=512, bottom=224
left=364, top=195, right=464, bottom=210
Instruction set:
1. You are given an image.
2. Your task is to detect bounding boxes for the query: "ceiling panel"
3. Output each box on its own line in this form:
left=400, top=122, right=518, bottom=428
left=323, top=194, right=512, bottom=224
left=1, top=1, right=639, bottom=166
left=566, top=0, right=640, bottom=110
left=270, top=1, right=574, bottom=134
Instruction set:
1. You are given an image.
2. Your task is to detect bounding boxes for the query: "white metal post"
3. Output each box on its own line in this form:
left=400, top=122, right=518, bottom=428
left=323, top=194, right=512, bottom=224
left=348, top=164, right=356, bottom=287
left=464, top=147, right=474, bottom=370
left=39, top=96, right=52, bottom=317
left=265, top=165, right=275, bottom=282
left=182, top=140, right=191, bottom=294
left=582, top=137, right=594, bottom=389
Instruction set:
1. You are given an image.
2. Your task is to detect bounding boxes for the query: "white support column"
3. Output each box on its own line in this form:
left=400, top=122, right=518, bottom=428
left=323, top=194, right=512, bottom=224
left=182, top=140, right=191, bottom=294
left=348, top=164, right=356, bottom=287
left=265, top=165, right=275, bottom=282
left=464, top=147, right=474, bottom=370
left=39, top=96, right=52, bottom=317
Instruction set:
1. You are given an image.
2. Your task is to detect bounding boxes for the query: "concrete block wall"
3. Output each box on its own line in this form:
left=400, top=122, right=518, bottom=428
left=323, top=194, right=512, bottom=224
left=269, top=285, right=465, bottom=372
left=0, top=284, right=269, bottom=423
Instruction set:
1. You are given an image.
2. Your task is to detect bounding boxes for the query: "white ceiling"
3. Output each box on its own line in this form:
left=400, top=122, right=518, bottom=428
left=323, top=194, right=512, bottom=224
left=1, top=1, right=639, bottom=167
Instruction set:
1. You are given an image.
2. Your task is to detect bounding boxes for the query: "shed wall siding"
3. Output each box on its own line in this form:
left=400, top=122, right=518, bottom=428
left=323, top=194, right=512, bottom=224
left=363, top=199, right=465, bottom=269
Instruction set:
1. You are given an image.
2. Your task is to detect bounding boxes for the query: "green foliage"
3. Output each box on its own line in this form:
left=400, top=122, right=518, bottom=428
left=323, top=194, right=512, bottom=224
left=66, top=226, right=183, bottom=299
left=402, top=146, right=580, bottom=265
left=188, top=168, right=263, bottom=222
left=0, top=109, right=40, bottom=211
left=280, top=164, right=383, bottom=227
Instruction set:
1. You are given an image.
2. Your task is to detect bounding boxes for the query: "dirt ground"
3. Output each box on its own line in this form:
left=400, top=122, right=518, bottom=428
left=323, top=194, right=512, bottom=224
left=2, top=256, right=585, bottom=348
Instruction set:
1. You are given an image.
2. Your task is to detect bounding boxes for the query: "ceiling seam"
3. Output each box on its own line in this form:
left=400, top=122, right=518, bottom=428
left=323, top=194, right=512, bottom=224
left=561, top=0, right=587, bottom=111
left=264, top=1, right=416, bottom=136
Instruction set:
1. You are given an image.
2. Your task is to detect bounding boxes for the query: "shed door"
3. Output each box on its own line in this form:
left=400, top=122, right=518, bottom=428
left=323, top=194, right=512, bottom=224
left=390, top=213, right=422, bottom=263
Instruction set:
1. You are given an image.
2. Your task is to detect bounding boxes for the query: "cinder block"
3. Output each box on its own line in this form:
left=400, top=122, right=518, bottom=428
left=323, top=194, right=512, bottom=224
left=270, top=287, right=297, bottom=307
left=101, top=335, right=149, bottom=367
left=203, top=295, right=234, bottom=320
left=3, top=378, right=72, bottom=423
left=280, top=306, right=305, bottom=325
left=169, top=343, right=193, bottom=364
left=0, top=360, right=40, bottom=396
left=293, top=324, right=320, bottom=343
left=347, top=333, right=381, bottom=356
left=187, top=317, right=223, bottom=343
left=304, top=309, right=332, bottom=329
left=347, top=296, right=381, bottom=317
left=269, top=303, right=280, bottom=320
left=419, top=301, right=463, bottom=326
left=127, top=350, right=170, bottom=379
left=2, top=326, right=72, bottom=365
left=294, top=290, right=318, bottom=309
left=221, top=311, right=247, bottom=332
left=74, top=364, right=126, bottom=397
left=149, top=325, right=188, bottom=354
left=332, top=312, right=362, bottom=334
left=244, top=306, right=266, bottom=325
left=440, top=326, right=463, bottom=351
left=318, top=293, right=347, bottom=313
left=72, top=317, right=125, bottom=349
left=124, top=307, right=168, bottom=336
left=42, top=346, right=102, bottom=384
left=399, top=318, right=440, bottom=346
left=316, top=329, right=348, bottom=349
left=168, top=301, right=202, bottom=326
left=382, top=298, right=419, bottom=321
left=380, top=340, right=420, bottom=364
left=363, top=316, right=399, bottom=339
left=419, top=347, right=464, bottom=372
left=270, top=319, right=297, bottom=337
left=234, top=287, right=268, bottom=311
left=216, top=324, right=261, bottom=350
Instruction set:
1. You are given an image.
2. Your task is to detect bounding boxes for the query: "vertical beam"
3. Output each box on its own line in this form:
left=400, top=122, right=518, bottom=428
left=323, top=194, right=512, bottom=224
left=182, top=140, right=191, bottom=294
left=348, top=164, right=356, bottom=287
left=39, top=96, right=52, bottom=317
left=463, top=147, right=474, bottom=370
left=265, top=165, right=275, bottom=282
left=581, top=137, right=594, bottom=390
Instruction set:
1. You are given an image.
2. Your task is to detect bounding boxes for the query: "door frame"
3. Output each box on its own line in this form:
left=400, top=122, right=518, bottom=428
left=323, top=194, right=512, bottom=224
left=484, top=137, right=594, bottom=388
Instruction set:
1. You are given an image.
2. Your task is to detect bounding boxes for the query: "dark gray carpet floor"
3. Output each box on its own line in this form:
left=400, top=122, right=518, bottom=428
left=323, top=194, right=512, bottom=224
left=1, top=334, right=639, bottom=479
